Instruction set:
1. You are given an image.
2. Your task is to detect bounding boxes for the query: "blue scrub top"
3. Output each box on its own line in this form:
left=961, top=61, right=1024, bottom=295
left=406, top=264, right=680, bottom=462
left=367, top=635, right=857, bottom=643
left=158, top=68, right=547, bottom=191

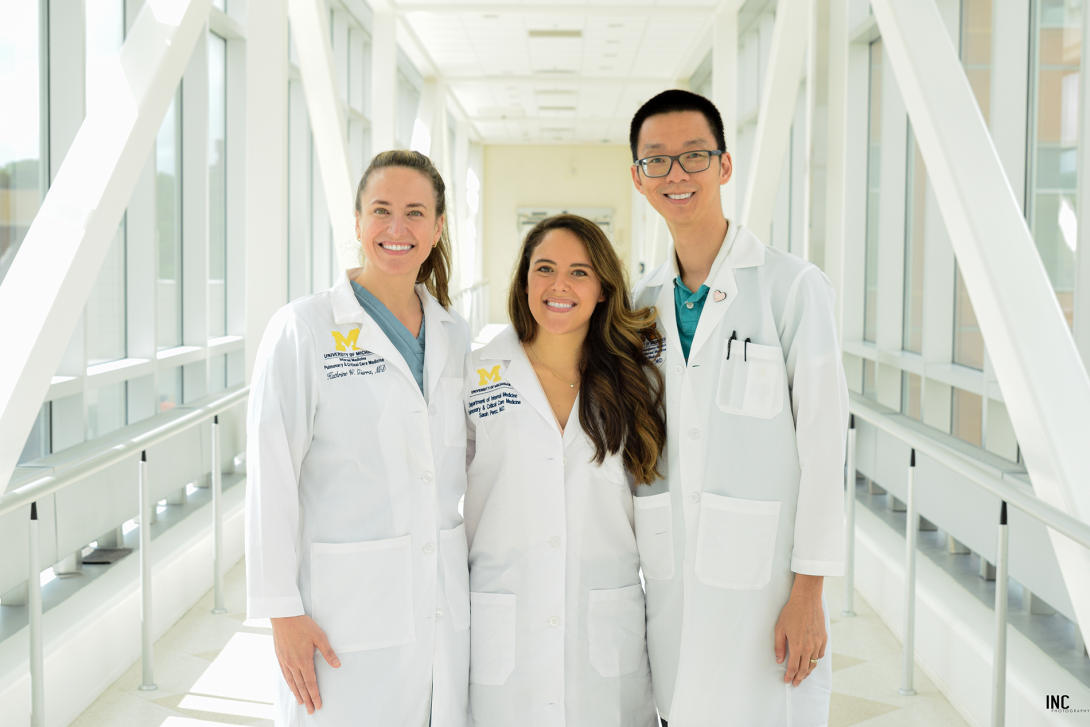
left=351, top=280, right=426, bottom=393
left=674, top=275, right=709, bottom=361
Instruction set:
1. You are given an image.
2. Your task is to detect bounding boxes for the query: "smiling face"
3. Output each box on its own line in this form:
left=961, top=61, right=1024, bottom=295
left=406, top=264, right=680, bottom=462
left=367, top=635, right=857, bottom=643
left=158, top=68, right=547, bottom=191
left=355, top=166, right=444, bottom=279
left=526, top=228, right=606, bottom=339
left=630, top=110, right=733, bottom=229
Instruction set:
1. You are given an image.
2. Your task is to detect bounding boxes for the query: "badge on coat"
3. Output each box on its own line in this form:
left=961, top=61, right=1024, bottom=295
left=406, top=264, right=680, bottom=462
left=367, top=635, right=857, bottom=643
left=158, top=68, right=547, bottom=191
left=324, top=328, right=388, bottom=380
left=643, top=335, right=666, bottom=366
left=468, top=364, right=522, bottom=420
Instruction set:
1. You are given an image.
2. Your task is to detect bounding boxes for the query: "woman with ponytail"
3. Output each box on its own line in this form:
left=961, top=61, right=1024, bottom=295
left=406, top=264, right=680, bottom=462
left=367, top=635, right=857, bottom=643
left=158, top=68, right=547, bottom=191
left=247, top=150, right=471, bottom=726
left=463, top=214, right=666, bottom=726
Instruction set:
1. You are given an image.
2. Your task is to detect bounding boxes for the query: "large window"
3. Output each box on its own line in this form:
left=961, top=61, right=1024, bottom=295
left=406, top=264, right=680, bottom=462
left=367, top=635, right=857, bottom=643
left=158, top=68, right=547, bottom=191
left=863, top=39, right=883, bottom=343
left=209, top=32, right=227, bottom=341
left=157, top=94, right=182, bottom=350
left=1028, top=0, right=1081, bottom=328
left=903, top=128, right=926, bottom=355
left=0, top=1, right=41, bottom=286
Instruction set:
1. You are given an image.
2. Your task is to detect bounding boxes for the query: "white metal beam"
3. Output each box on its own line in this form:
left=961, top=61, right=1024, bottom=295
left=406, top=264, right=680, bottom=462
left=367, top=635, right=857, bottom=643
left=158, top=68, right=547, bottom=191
left=870, top=0, right=1090, bottom=633
left=712, top=0, right=740, bottom=219
left=739, top=0, right=810, bottom=243
left=287, top=0, right=358, bottom=272
left=397, top=4, right=711, bottom=15
left=0, top=0, right=212, bottom=490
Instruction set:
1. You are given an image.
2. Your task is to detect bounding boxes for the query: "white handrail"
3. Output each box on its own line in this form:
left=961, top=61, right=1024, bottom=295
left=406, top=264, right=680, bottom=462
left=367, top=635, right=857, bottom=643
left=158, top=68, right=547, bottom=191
left=0, top=386, right=249, bottom=520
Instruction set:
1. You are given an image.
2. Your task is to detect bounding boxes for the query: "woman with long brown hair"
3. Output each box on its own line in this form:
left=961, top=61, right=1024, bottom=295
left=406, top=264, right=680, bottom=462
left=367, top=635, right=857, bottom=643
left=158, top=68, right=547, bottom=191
left=463, top=214, right=666, bottom=726
left=246, top=150, right=471, bottom=726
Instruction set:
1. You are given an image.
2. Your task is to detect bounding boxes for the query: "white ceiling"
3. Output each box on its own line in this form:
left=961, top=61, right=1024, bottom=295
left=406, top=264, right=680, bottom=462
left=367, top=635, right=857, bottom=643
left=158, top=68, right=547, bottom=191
left=396, top=0, right=719, bottom=144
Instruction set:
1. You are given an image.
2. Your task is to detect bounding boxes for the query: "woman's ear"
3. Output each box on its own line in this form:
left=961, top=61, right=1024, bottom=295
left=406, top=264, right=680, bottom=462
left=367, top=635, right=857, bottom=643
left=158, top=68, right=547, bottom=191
left=434, top=214, right=445, bottom=247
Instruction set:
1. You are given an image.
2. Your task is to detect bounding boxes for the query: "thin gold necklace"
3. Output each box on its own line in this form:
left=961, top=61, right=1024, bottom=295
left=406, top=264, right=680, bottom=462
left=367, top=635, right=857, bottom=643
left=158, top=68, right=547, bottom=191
left=527, top=343, right=579, bottom=388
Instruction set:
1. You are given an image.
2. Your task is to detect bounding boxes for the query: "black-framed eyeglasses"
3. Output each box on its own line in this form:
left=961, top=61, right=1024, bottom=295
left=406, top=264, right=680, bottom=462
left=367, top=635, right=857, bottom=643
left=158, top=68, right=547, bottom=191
left=635, top=150, right=724, bottom=178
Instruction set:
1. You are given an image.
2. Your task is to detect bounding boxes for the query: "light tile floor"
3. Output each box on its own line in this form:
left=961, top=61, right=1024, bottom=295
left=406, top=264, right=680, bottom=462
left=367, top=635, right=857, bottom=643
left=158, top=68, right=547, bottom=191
left=72, top=564, right=969, bottom=726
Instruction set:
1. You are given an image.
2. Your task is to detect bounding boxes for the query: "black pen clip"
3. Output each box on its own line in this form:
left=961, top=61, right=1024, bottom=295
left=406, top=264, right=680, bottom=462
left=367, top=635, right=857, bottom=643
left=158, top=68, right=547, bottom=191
left=744, top=338, right=751, bottom=362
left=726, top=330, right=737, bottom=360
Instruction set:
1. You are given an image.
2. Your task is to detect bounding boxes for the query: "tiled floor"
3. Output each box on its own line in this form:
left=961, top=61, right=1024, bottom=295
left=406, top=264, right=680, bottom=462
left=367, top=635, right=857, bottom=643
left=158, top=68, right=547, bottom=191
left=72, top=563, right=969, bottom=726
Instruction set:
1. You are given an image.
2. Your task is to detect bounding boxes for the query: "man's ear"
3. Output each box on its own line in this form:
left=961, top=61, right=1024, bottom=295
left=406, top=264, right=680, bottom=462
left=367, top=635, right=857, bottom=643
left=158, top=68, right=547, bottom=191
left=630, top=164, right=646, bottom=195
left=719, top=152, right=733, bottom=186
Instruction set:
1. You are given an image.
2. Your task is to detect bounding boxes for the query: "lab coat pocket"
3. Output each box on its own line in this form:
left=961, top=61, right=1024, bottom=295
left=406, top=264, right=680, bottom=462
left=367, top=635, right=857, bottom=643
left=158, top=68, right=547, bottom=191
left=715, top=341, right=784, bottom=419
left=633, top=493, right=675, bottom=580
left=695, top=494, right=781, bottom=590
left=440, top=524, right=471, bottom=632
left=587, top=584, right=647, bottom=678
left=310, top=535, right=415, bottom=653
left=441, top=377, right=468, bottom=447
left=470, top=592, right=516, bottom=685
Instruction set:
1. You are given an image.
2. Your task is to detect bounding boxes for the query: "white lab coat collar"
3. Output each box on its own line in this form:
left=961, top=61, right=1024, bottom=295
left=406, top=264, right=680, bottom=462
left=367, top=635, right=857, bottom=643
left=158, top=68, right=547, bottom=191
left=476, top=326, right=581, bottom=447
left=331, top=269, right=454, bottom=403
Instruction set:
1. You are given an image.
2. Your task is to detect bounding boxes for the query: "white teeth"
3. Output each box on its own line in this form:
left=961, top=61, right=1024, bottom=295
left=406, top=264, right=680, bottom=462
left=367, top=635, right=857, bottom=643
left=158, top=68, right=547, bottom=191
left=382, top=243, right=412, bottom=251
left=547, top=301, right=574, bottom=309
left=667, top=193, right=693, bottom=200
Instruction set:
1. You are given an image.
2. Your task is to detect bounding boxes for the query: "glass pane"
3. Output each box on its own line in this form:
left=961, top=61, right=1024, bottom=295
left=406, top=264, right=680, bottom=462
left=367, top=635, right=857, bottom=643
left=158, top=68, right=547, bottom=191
left=397, top=74, right=421, bottom=149
left=0, top=1, right=41, bottom=285
left=209, top=33, right=227, bottom=339
left=863, top=360, right=878, bottom=401
left=86, top=218, right=127, bottom=365
left=863, top=40, right=883, bottom=343
left=157, top=94, right=182, bottom=350
left=1029, top=0, right=1081, bottom=328
left=18, top=403, right=50, bottom=464
left=953, top=266, right=984, bottom=369
left=159, top=367, right=182, bottom=412
left=962, top=0, right=993, bottom=124
left=901, top=372, right=922, bottom=421
left=210, top=353, right=227, bottom=394
left=903, top=129, right=926, bottom=354
left=87, top=382, right=127, bottom=439
left=952, top=387, right=983, bottom=446
left=86, top=0, right=124, bottom=117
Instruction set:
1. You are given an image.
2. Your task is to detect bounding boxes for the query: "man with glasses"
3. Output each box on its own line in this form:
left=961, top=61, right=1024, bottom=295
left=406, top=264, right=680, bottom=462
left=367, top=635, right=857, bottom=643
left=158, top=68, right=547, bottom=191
left=629, top=89, right=849, bottom=726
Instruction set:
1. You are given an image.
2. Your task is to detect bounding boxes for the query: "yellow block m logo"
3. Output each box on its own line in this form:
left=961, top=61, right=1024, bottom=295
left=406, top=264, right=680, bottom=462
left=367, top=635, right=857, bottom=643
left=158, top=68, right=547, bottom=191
left=331, top=328, right=361, bottom=351
left=477, top=365, right=501, bottom=386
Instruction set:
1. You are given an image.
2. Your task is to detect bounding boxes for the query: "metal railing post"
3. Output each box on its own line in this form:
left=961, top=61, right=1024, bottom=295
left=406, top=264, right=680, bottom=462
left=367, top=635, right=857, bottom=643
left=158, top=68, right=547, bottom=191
left=843, top=415, right=857, bottom=617
left=992, top=502, right=1009, bottom=727
left=212, top=416, right=226, bottom=615
left=29, top=502, right=44, bottom=727
left=138, top=451, right=157, bottom=691
left=900, top=448, right=918, bottom=696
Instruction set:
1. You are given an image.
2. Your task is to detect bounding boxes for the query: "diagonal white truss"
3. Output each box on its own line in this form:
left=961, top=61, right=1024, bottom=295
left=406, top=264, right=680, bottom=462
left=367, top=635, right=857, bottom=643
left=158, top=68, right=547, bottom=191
left=739, top=0, right=809, bottom=243
left=870, top=0, right=1090, bottom=633
left=287, top=0, right=359, bottom=272
left=0, top=0, right=213, bottom=492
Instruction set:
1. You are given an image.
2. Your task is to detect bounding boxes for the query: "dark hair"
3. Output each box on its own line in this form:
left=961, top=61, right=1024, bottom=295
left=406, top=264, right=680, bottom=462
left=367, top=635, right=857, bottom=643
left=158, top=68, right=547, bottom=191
left=629, top=89, right=727, bottom=162
left=354, top=150, right=453, bottom=308
left=507, top=214, right=667, bottom=486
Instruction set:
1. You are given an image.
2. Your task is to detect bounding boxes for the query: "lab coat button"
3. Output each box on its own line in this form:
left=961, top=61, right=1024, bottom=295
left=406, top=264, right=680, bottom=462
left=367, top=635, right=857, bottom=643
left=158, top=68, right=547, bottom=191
left=423, top=542, right=435, bottom=554
left=429, top=404, right=437, bottom=416
left=549, top=536, right=561, bottom=548
left=689, top=428, right=700, bottom=439
left=422, top=471, right=434, bottom=483
left=690, top=492, right=700, bottom=503
left=549, top=616, right=560, bottom=627
left=563, top=457, right=568, bottom=465
left=436, top=609, right=444, bottom=620
left=674, top=365, right=683, bottom=375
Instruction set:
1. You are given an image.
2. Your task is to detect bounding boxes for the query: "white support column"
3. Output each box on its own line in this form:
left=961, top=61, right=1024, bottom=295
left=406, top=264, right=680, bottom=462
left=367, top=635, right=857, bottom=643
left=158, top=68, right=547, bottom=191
left=823, top=0, right=848, bottom=312
left=370, top=11, right=398, bottom=156
left=1076, top=0, right=1090, bottom=369
left=182, top=29, right=210, bottom=403
left=740, top=0, right=810, bottom=244
left=287, top=0, right=358, bottom=273
left=244, top=0, right=289, bottom=382
left=712, top=0, right=740, bottom=219
left=0, top=0, right=212, bottom=488
left=870, top=0, right=1090, bottom=635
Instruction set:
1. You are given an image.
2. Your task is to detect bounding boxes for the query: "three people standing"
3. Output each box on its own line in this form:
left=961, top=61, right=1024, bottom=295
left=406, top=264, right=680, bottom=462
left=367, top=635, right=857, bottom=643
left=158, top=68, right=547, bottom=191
left=246, top=88, right=847, bottom=727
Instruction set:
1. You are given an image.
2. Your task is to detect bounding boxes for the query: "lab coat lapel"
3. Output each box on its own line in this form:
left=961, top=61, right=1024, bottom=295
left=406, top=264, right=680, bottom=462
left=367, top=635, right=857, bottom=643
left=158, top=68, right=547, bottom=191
left=421, top=286, right=453, bottom=403
left=507, top=345, right=563, bottom=436
left=688, top=223, right=764, bottom=361
left=332, top=270, right=424, bottom=401
left=650, top=257, right=683, bottom=361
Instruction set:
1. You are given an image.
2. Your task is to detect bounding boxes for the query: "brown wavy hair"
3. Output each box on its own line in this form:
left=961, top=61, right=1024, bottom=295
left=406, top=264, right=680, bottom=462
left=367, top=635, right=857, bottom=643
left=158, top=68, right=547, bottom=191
left=507, top=214, right=666, bottom=486
left=355, top=150, right=452, bottom=307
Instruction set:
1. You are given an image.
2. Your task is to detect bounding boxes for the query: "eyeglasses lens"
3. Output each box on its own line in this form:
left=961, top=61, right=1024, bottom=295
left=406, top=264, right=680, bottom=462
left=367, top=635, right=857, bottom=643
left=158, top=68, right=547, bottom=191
left=643, top=151, right=712, bottom=178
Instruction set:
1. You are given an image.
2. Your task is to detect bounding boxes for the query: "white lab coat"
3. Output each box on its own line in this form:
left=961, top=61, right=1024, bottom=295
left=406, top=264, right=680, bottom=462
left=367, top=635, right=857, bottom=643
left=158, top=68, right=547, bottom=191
left=631, top=223, right=848, bottom=726
left=245, top=270, right=472, bottom=727
left=463, top=326, right=657, bottom=727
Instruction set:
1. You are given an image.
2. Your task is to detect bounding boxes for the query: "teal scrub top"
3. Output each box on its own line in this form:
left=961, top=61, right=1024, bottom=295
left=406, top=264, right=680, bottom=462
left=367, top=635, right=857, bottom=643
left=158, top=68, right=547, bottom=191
left=351, top=280, right=426, bottom=393
left=674, top=275, right=709, bottom=361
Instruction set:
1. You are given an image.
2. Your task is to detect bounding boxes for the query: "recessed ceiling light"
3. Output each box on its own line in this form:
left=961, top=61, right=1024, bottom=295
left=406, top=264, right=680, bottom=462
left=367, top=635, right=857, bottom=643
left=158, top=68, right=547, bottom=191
left=604, top=53, right=616, bottom=58
left=528, top=30, right=582, bottom=38
left=608, top=23, right=623, bottom=28
left=606, top=39, right=620, bottom=44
